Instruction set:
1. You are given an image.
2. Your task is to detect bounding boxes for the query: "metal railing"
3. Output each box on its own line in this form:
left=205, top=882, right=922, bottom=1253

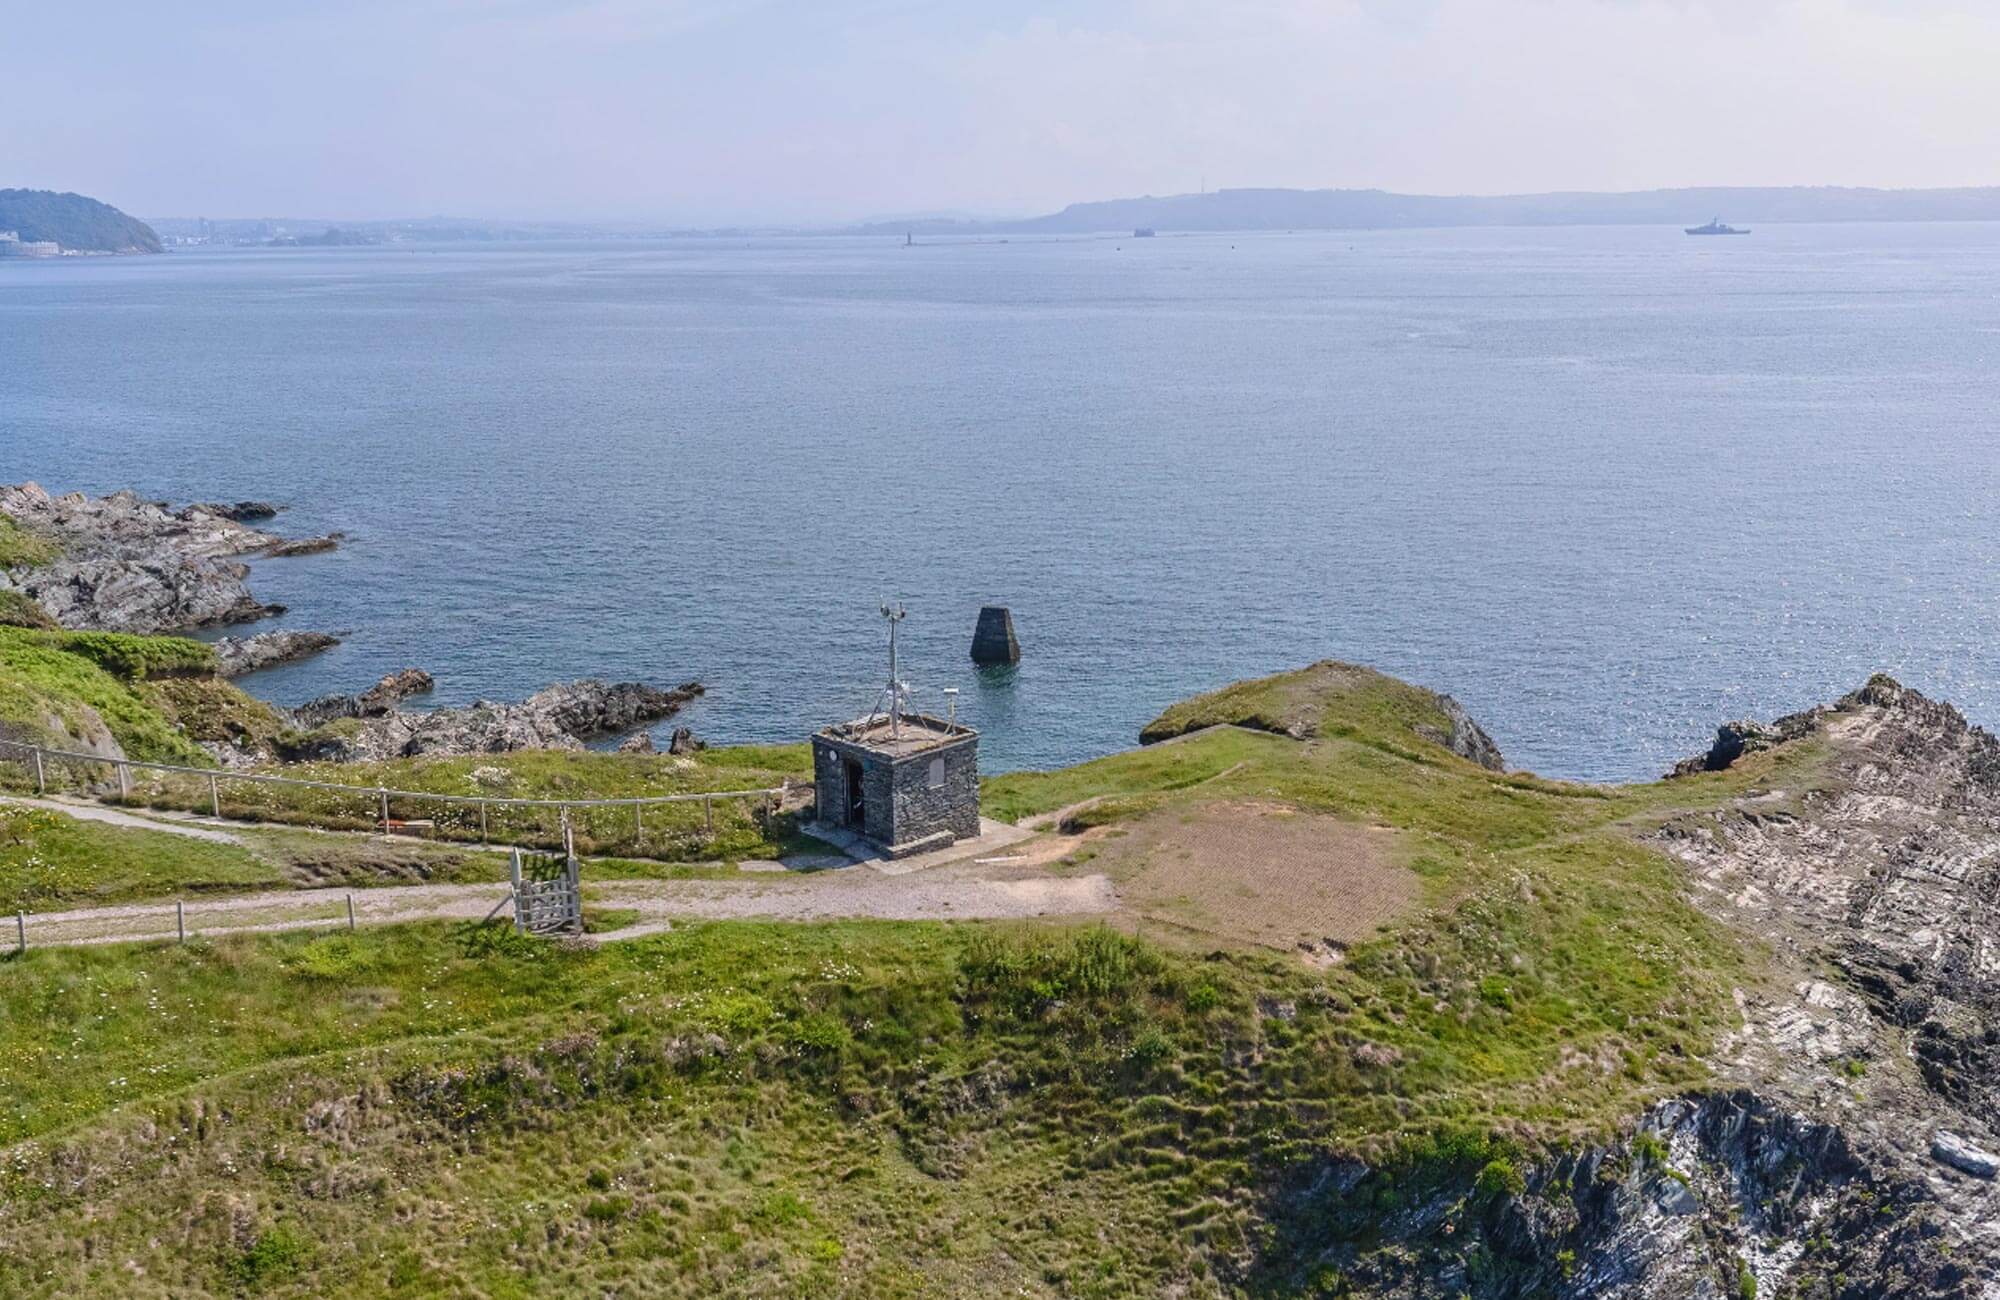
left=0, top=737, right=799, bottom=856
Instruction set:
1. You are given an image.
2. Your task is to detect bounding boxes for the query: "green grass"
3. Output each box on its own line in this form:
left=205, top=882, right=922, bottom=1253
left=0, top=517, right=60, bottom=569
left=981, top=726, right=1285, bottom=824
left=0, top=920, right=1518, bottom=1296
left=0, top=627, right=219, bottom=765
left=0, top=590, right=57, bottom=630
left=0, top=659, right=1854, bottom=1296
left=111, top=744, right=816, bottom=863
left=0, top=804, right=285, bottom=911
left=1137, top=659, right=1470, bottom=759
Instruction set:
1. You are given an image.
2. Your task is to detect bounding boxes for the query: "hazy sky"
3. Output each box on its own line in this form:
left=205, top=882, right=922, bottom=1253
left=10, top=0, right=2000, bottom=223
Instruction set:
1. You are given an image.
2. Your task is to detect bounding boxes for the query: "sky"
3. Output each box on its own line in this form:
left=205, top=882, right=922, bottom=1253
left=8, top=0, right=2000, bottom=224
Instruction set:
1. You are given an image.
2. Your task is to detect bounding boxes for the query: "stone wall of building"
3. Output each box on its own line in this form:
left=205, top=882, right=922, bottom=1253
left=888, top=737, right=981, bottom=845
left=811, top=731, right=980, bottom=850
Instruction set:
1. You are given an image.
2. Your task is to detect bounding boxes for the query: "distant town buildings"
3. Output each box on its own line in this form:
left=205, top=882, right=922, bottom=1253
left=0, top=230, right=63, bottom=258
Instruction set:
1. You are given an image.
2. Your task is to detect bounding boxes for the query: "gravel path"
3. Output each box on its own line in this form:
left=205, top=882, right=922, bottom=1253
left=16, top=863, right=1119, bottom=949
left=0, top=795, right=243, bottom=844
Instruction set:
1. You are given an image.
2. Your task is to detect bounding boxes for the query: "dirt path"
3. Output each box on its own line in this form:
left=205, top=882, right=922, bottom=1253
left=0, top=795, right=243, bottom=844
left=16, top=863, right=1120, bottom=950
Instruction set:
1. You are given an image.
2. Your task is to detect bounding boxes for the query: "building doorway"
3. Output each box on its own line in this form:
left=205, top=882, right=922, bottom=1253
left=844, top=758, right=866, bottom=827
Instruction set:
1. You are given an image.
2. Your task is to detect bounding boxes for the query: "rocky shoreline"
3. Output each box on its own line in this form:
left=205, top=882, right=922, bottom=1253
left=0, top=482, right=705, bottom=763
left=0, top=482, right=342, bottom=635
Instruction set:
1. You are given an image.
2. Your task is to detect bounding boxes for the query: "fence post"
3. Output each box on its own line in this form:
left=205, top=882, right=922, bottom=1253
left=378, top=788, right=390, bottom=834
left=33, top=749, right=45, bottom=794
left=176, top=899, right=186, bottom=944
left=15, top=910, right=23, bottom=955
left=704, top=794, right=714, bottom=837
left=509, top=850, right=524, bottom=934
left=118, top=761, right=130, bottom=799
left=346, top=893, right=356, bottom=932
left=634, top=802, right=643, bottom=842
left=208, top=773, right=221, bottom=819
left=479, top=800, right=488, bottom=842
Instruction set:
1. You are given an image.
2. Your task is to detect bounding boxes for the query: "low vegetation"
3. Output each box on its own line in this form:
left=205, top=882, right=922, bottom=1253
left=0, top=516, right=61, bottom=569
left=0, top=627, right=227, bottom=764
left=0, top=659, right=1841, bottom=1294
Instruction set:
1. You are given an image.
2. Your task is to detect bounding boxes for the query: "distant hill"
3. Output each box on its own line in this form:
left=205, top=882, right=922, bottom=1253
left=0, top=189, right=161, bottom=254
left=853, top=184, right=2000, bottom=237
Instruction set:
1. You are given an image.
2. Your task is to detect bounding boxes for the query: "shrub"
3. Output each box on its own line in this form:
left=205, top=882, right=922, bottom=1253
left=1475, top=1157, right=1526, bottom=1198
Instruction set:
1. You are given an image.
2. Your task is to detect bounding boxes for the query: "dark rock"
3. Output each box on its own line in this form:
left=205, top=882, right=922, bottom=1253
left=262, top=535, right=339, bottom=558
left=667, top=725, right=705, bottom=756
left=617, top=731, right=656, bottom=754
left=211, top=630, right=340, bottom=678
left=187, top=501, right=280, bottom=522
left=293, top=668, right=435, bottom=728
left=971, top=605, right=1021, bottom=665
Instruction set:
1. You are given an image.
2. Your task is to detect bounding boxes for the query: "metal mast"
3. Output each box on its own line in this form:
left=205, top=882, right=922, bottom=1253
left=880, top=602, right=906, bottom=738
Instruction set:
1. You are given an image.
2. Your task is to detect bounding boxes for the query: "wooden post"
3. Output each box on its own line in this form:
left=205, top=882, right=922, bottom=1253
left=378, top=788, right=390, bottom=834
left=15, top=910, right=23, bottom=955
left=634, top=801, right=643, bottom=842
left=117, top=762, right=130, bottom=799
left=478, top=800, right=488, bottom=842
left=176, top=899, right=186, bottom=944
left=346, top=893, right=356, bottom=932
left=208, top=773, right=221, bottom=819
left=509, top=850, right=524, bottom=934
left=704, top=794, right=714, bottom=837
left=33, top=749, right=45, bottom=794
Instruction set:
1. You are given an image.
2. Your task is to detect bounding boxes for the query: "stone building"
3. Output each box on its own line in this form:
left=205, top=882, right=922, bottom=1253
left=812, top=712, right=980, bottom=858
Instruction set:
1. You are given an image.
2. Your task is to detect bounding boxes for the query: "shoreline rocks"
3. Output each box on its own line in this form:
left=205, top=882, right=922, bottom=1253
left=283, top=675, right=703, bottom=762
left=213, top=630, right=341, bottom=678
left=0, top=482, right=340, bottom=634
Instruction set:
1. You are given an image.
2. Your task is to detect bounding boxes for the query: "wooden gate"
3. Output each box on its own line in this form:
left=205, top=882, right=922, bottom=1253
left=510, top=847, right=582, bottom=936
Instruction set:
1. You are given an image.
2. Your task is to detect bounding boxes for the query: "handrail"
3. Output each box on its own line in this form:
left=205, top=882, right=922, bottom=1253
left=0, top=738, right=788, bottom=810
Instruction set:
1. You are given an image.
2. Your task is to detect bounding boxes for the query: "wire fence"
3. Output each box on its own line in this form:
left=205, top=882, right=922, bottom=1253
left=0, top=738, right=807, bottom=862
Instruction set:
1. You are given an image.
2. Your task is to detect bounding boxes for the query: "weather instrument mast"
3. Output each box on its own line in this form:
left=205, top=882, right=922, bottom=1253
left=881, top=601, right=907, bottom=740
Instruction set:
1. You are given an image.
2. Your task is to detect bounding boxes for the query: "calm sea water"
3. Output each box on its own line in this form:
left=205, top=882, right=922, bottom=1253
left=6, top=225, right=2000, bottom=781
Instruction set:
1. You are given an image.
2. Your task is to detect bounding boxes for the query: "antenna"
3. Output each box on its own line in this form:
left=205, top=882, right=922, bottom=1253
left=943, top=687, right=959, bottom=730
left=880, top=602, right=907, bottom=738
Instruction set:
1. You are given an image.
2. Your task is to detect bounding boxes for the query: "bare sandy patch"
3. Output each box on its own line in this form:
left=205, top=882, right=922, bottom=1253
left=1076, top=799, right=1418, bottom=953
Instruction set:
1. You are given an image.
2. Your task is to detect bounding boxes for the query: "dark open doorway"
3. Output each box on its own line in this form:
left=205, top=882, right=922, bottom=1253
left=844, top=758, right=866, bottom=827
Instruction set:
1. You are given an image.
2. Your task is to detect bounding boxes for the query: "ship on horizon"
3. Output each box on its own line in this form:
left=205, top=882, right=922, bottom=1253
left=1685, top=216, right=1750, bottom=236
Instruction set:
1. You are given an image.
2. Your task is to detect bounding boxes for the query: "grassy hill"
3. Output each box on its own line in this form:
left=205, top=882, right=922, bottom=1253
left=0, top=188, right=162, bottom=253
left=0, top=657, right=1842, bottom=1295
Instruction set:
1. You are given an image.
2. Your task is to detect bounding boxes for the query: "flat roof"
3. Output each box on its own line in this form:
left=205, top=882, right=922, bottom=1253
left=816, top=713, right=976, bottom=758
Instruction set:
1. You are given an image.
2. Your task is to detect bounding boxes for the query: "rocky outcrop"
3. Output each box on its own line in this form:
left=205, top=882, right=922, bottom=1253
left=1638, top=674, right=2000, bottom=1293
left=1416, top=693, right=1506, bottom=771
left=1269, top=1091, right=1983, bottom=1298
left=212, top=630, right=340, bottom=678
left=0, top=482, right=340, bottom=633
left=293, top=668, right=435, bottom=728
left=188, top=501, right=279, bottom=522
left=285, top=677, right=702, bottom=762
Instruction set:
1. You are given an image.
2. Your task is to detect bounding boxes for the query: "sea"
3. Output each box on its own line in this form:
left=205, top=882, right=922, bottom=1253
left=6, top=223, right=2000, bottom=782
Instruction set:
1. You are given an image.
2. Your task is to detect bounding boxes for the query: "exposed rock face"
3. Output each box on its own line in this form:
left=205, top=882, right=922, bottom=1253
left=286, top=678, right=702, bottom=762
left=1638, top=674, right=2000, bottom=1294
left=1668, top=708, right=1823, bottom=777
left=0, top=482, right=339, bottom=633
left=1278, top=1093, right=1981, bottom=1298
left=212, top=630, right=340, bottom=678
left=617, top=731, right=656, bottom=754
left=667, top=725, right=704, bottom=756
left=1416, top=693, right=1506, bottom=771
